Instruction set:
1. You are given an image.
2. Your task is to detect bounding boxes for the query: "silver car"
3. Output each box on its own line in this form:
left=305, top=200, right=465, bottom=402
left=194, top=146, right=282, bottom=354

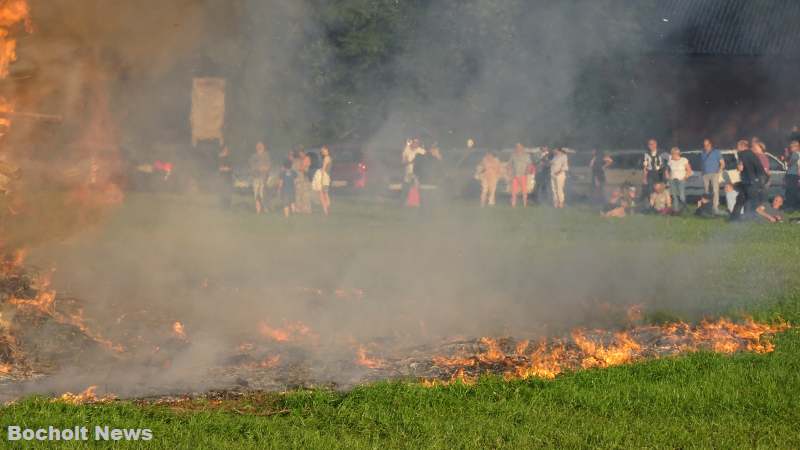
left=682, top=150, right=786, bottom=198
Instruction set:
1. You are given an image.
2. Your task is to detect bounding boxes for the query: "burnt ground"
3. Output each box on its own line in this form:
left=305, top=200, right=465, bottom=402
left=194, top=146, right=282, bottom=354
left=0, top=266, right=786, bottom=401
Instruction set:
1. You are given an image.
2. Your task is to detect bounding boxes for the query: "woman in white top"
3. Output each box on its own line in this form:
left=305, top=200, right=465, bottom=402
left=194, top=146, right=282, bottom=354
left=666, top=147, right=693, bottom=212
left=313, top=145, right=333, bottom=215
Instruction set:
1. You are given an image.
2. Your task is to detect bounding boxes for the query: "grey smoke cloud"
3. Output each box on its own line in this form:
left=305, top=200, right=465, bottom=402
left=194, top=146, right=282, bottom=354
left=0, top=1, right=790, bottom=399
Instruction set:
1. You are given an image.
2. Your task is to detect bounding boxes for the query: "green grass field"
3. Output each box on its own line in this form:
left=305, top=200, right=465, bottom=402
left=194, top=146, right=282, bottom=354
left=2, top=192, right=800, bottom=449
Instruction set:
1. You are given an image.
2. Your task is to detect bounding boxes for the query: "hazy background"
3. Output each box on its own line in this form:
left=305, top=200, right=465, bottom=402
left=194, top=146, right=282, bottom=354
left=0, top=0, right=796, bottom=396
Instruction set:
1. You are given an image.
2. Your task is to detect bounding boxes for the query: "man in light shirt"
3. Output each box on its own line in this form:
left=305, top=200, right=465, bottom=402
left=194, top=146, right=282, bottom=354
left=666, top=147, right=692, bottom=212
left=401, top=138, right=426, bottom=203
left=550, top=147, right=569, bottom=209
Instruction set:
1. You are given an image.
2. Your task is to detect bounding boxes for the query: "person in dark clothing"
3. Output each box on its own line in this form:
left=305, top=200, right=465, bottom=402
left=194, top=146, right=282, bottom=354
left=694, top=194, right=715, bottom=218
left=279, top=159, right=297, bottom=218
left=642, top=138, right=666, bottom=200
left=730, top=139, right=769, bottom=220
left=414, top=145, right=445, bottom=209
left=590, top=149, right=612, bottom=202
left=534, top=147, right=551, bottom=204
left=218, top=146, right=233, bottom=209
left=785, top=139, right=800, bottom=210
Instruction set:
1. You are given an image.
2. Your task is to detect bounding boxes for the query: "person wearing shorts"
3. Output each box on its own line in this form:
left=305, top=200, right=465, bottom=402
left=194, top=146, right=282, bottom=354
left=313, top=145, right=333, bottom=215
left=509, top=143, right=531, bottom=208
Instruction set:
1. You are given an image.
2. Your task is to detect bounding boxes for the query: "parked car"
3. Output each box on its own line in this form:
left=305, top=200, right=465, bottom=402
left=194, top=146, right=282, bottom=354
left=569, top=150, right=646, bottom=199
left=682, top=149, right=786, bottom=198
left=304, top=147, right=370, bottom=192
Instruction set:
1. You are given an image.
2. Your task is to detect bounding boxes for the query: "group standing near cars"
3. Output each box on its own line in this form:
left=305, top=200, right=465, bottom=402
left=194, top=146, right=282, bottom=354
left=210, top=132, right=793, bottom=223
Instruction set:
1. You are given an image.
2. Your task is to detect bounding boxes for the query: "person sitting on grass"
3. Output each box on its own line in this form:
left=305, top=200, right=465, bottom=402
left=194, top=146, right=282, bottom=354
left=695, top=194, right=715, bottom=218
left=724, top=182, right=739, bottom=215
left=602, top=189, right=622, bottom=214
left=648, top=182, right=672, bottom=215
left=756, top=195, right=784, bottom=223
left=602, top=188, right=635, bottom=218
left=623, top=184, right=638, bottom=214
left=279, top=159, right=297, bottom=218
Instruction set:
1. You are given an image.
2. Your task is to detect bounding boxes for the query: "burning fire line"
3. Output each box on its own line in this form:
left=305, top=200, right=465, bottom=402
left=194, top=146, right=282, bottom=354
left=416, top=318, right=787, bottom=386
left=5, top=270, right=125, bottom=354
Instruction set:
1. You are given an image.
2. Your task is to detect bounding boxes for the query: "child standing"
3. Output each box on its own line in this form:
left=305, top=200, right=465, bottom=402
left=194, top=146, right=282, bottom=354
left=279, top=160, right=297, bottom=217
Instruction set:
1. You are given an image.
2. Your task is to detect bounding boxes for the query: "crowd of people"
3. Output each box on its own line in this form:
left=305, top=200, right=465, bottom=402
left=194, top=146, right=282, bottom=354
left=214, top=132, right=800, bottom=224
left=217, top=142, right=333, bottom=217
left=600, top=136, right=798, bottom=222
left=597, top=136, right=798, bottom=222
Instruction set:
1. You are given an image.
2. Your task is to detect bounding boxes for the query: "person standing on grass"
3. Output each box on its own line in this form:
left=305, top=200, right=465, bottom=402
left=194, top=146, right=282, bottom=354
left=218, top=146, right=233, bottom=209
left=784, top=139, right=800, bottom=210
left=642, top=139, right=665, bottom=200
left=550, top=147, right=569, bottom=209
left=731, top=139, right=768, bottom=220
left=402, top=138, right=426, bottom=205
left=509, top=143, right=532, bottom=208
left=312, top=145, right=333, bottom=216
left=279, top=159, right=297, bottom=218
left=751, top=141, right=771, bottom=205
left=415, top=143, right=445, bottom=210
left=534, top=146, right=551, bottom=204
left=590, top=149, right=612, bottom=202
left=249, top=142, right=271, bottom=214
left=666, top=147, right=692, bottom=213
left=700, top=138, right=724, bottom=215
left=478, top=150, right=502, bottom=207
left=293, top=149, right=312, bottom=214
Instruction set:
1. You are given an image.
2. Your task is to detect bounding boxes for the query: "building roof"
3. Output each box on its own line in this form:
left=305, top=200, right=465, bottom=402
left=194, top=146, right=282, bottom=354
left=648, top=0, right=800, bottom=57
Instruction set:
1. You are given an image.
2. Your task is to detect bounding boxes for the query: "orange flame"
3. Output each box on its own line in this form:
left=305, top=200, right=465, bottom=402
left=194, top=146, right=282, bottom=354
left=56, top=386, right=115, bottom=405
left=254, top=355, right=281, bottom=369
left=172, top=321, right=186, bottom=340
left=477, top=337, right=505, bottom=363
left=0, top=0, right=31, bottom=78
left=257, top=320, right=313, bottom=342
left=355, top=345, right=384, bottom=369
left=421, top=316, right=786, bottom=385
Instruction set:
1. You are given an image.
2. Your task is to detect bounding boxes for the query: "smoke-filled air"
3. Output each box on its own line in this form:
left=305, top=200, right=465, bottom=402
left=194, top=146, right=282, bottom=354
left=0, top=0, right=794, bottom=404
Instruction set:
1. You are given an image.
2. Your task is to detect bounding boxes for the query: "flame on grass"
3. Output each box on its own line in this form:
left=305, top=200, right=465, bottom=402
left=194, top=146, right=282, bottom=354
left=56, top=386, right=115, bottom=405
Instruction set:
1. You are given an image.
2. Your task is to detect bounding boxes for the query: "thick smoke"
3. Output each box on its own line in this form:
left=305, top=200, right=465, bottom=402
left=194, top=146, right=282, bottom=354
left=0, top=1, right=790, bottom=398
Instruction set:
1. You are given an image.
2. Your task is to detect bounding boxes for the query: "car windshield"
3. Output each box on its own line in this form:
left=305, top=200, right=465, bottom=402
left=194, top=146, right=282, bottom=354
left=767, top=154, right=784, bottom=171
left=570, top=152, right=593, bottom=168
left=685, top=153, right=702, bottom=172
left=333, top=149, right=363, bottom=163
left=612, top=153, right=643, bottom=170
left=723, top=154, right=738, bottom=170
